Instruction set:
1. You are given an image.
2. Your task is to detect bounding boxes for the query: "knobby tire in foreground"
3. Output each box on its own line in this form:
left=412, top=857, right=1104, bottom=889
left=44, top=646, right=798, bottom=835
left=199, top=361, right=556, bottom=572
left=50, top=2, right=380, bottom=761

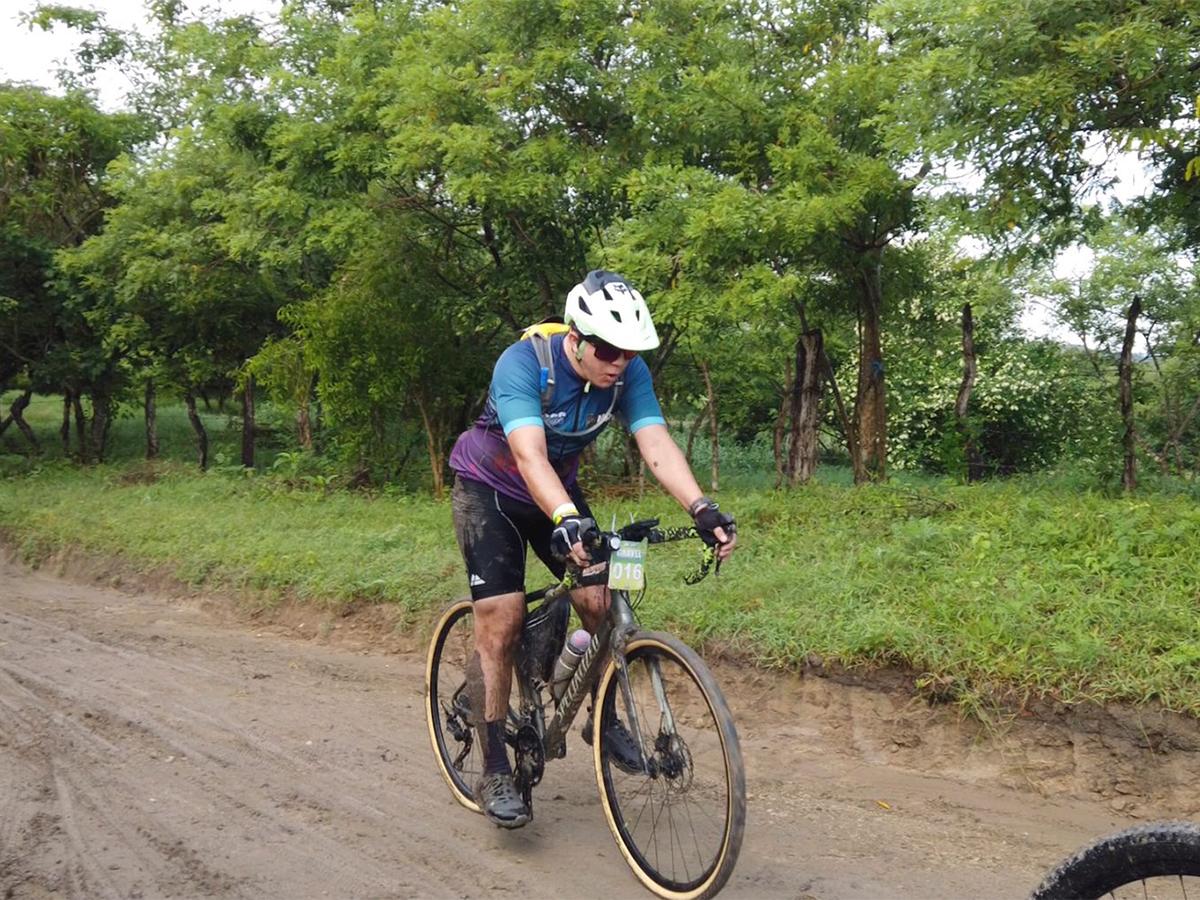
left=1031, top=821, right=1200, bottom=899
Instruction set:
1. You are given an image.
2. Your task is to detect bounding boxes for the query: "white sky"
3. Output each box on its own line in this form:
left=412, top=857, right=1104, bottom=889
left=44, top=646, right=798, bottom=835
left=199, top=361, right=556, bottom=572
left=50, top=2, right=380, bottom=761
left=1, top=0, right=1163, bottom=343
left=0, top=0, right=279, bottom=110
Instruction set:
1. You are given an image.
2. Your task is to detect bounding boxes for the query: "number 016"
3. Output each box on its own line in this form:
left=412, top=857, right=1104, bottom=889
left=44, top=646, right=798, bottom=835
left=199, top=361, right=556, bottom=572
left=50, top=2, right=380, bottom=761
left=609, top=561, right=643, bottom=583
left=607, top=540, right=647, bottom=591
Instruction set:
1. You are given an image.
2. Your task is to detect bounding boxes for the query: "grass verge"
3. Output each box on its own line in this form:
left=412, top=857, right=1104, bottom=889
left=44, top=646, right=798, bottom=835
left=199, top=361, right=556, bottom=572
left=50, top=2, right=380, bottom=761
left=4, top=453, right=1200, bottom=719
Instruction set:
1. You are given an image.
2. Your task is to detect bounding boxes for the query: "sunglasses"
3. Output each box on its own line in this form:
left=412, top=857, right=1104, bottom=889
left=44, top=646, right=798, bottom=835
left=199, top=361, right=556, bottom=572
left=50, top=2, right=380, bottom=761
left=583, top=335, right=638, bottom=363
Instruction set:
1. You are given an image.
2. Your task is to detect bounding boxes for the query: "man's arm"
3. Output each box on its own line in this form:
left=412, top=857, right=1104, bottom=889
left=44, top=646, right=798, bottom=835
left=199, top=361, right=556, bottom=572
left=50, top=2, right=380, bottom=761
left=508, top=424, right=574, bottom=516
left=632, top=423, right=705, bottom=510
left=508, top=424, right=590, bottom=567
left=634, top=423, right=736, bottom=559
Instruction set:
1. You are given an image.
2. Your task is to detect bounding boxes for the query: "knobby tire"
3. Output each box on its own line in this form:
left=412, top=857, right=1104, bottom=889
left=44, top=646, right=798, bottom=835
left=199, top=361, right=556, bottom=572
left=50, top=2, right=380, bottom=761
left=1032, top=821, right=1200, bottom=899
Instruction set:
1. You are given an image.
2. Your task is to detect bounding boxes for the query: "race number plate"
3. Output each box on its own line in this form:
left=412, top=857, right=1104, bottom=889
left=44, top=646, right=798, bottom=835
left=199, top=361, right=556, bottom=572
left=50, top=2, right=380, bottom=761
left=608, top=539, right=647, bottom=591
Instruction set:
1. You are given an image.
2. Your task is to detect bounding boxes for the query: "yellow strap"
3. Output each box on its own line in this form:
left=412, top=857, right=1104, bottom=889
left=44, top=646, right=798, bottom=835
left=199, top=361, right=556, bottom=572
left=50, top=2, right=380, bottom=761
left=552, top=502, right=579, bottom=525
left=521, top=321, right=571, bottom=341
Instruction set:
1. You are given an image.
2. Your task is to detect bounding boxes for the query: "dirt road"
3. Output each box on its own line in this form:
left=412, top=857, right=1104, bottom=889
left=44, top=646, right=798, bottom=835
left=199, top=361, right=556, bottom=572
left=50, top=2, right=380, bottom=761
left=2, top=553, right=1196, bottom=899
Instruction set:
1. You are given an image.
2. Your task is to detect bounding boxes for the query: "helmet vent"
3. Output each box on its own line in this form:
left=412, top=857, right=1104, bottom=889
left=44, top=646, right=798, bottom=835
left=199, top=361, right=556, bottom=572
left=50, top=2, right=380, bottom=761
left=611, top=311, right=622, bottom=322
left=578, top=298, right=591, bottom=315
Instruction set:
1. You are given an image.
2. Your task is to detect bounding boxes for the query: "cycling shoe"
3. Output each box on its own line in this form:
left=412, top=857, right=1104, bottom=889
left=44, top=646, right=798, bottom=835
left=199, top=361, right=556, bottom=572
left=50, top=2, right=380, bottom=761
left=475, top=772, right=530, bottom=829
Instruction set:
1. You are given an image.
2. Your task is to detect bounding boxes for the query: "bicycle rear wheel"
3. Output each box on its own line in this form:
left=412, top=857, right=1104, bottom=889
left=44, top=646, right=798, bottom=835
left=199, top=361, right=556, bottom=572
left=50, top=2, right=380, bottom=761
left=593, top=631, right=746, bottom=900
left=1032, top=822, right=1200, bottom=899
left=425, top=599, right=483, bottom=812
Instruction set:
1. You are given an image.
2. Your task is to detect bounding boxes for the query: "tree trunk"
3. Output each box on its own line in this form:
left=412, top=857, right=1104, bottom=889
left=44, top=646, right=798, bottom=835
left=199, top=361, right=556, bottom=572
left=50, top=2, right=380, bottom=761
left=787, top=329, right=824, bottom=486
left=699, top=360, right=719, bottom=492
left=9, top=389, right=40, bottom=453
left=1119, top=296, right=1142, bottom=493
left=145, top=378, right=159, bottom=460
left=0, top=412, right=12, bottom=440
left=308, top=372, right=322, bottom=453
left=184, top=390, right=209, bottom=470
left=686, top=404, right=710, bottom=466
left=416, top=392, right=446, bottom=499
left=296, top=374, right=313, bottom=451
left=1158, top=391, right=1200, bottom=476
left=624, top=432, right=646, bottom=496
left=623, top=431, right=638, bottom=479
left=854, top=253, right=887, bottom=483
left=241, top=375, right=256, bottom=469
left=89, top=388, right=111, bottom=462
left=71, top=391, right=89, bottom=463
left=821, top=346, right=858, bottom=471
left=955, top=303, right=983, bottom=482
left=60, top=391, right=71, bottom=454
left=773, top=357, right=794, bottom=489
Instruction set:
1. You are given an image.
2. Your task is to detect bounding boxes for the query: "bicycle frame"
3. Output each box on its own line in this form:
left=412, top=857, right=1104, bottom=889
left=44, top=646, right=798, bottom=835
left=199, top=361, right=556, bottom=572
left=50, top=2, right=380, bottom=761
left=540, top=586, right=639, bottom=760
left=516, top=522, right=713, bottom=778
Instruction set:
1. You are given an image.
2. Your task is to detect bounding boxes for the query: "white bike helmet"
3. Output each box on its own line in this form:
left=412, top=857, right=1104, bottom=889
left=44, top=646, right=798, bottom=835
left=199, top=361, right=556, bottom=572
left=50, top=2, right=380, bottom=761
left=564, top=270, right=660, bottom=351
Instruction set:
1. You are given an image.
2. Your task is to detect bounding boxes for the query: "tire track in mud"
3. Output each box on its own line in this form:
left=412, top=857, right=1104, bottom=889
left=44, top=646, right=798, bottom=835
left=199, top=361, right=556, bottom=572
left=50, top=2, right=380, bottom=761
left=2, top=554, right=1192, bottom=899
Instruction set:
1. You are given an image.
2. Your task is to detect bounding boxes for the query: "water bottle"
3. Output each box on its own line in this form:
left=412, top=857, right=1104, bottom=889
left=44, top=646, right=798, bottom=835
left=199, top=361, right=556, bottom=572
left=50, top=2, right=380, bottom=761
left=551, top=629, right=591, bottom=702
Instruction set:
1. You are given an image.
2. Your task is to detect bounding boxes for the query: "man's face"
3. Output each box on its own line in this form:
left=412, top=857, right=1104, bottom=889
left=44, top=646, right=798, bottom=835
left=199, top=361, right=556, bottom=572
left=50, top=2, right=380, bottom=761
left=572, top=333, right=637, bottom=389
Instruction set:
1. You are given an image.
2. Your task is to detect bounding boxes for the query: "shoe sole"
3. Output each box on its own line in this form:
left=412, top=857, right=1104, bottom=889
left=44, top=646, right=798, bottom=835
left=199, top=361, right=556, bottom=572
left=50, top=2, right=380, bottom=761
left=483, top=810, right=530, bottom=829
left=609, top=756, right=645, bottom=776
left=583, top=724, right=645, bottom=774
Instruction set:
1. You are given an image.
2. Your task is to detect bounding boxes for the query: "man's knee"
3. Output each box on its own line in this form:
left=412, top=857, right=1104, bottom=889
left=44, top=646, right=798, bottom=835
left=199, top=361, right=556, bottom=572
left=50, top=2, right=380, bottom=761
left=571, top=585, right=609, bottom=617
left=474, top=592, right=525, bottom=653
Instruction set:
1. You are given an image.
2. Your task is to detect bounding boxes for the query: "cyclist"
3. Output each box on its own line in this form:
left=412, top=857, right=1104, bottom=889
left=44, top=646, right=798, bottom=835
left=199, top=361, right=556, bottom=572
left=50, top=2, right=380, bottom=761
left=447, top=269, right=737, bottom=828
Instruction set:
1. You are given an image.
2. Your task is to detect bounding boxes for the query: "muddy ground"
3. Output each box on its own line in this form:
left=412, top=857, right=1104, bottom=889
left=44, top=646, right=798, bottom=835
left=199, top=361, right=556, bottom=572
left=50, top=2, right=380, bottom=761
left=2, top=549, right=1199, bottom=899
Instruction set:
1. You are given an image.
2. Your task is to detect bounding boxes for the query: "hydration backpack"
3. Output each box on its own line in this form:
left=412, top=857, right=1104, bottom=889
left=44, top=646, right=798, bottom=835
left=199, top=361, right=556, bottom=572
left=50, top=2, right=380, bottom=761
left=519, top=319, right=622, bottom=437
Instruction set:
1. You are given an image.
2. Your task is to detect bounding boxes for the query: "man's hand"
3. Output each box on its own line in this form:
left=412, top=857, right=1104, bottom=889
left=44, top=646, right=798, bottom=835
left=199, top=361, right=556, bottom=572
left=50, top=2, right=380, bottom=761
left=689, top=496, right=737, bottom=562
left=550, top=515, right=598, bottom=568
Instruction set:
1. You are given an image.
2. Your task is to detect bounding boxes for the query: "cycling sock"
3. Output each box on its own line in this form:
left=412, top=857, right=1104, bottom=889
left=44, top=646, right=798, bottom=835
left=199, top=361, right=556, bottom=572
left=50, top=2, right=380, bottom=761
left=481, top=720, right=511, bottom=776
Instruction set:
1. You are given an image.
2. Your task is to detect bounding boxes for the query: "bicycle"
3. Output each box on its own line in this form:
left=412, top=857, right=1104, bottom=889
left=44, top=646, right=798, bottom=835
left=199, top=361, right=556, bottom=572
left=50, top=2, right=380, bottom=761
left=1031, top=821, right=1200, bottom=899
left=424, top=517, right=746, bottom=900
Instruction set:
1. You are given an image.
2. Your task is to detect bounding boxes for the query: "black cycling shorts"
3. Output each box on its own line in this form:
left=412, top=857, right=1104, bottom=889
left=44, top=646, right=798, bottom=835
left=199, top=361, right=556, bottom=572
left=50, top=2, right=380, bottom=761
left=451, top=476, right=594, bottom=602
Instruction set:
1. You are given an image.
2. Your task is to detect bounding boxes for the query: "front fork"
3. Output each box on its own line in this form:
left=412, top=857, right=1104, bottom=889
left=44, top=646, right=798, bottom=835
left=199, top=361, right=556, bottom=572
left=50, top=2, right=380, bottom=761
left=607, top=592, right=680, bottom=776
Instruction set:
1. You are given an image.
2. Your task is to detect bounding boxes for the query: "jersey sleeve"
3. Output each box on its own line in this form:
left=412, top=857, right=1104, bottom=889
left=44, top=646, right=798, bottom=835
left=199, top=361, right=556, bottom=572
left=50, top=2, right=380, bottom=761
left=616, top=357, right=667, bottom=433
left=492, top=341, right=545, bottom=435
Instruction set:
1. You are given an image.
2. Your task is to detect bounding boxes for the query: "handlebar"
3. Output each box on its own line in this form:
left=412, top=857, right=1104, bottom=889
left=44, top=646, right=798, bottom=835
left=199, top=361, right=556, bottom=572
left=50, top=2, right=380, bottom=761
left=581, top=517, right=721, bottom=585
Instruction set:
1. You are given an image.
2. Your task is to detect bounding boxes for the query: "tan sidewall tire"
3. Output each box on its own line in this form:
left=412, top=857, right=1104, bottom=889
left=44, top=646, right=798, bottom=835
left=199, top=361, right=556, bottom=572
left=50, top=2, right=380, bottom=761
left=425, top=598, right=481, bottom=813
left=592, top=632, right=746, bottom=900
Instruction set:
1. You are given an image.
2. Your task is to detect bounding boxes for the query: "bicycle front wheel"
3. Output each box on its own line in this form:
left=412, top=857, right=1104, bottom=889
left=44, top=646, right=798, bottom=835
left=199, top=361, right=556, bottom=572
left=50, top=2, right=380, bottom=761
left=593, top=631, right=746, bottom=900
left=1032, top=822, right=1200, bottom=899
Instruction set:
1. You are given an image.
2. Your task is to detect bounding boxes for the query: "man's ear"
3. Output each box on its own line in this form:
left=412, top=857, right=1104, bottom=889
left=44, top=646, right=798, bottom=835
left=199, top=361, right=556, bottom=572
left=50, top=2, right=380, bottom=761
left=568, top=330, right=586, bottom=362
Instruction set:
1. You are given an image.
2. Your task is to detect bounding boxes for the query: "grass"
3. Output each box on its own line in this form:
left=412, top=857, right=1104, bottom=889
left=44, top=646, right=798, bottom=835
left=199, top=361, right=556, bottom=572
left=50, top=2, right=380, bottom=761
left=5, top=392, right=1200, bottom=719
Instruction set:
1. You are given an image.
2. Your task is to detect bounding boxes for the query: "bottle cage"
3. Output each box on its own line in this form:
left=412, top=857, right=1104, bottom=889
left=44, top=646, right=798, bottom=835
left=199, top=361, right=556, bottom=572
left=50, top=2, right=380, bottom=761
left=520, top=321, right=623, bottom=438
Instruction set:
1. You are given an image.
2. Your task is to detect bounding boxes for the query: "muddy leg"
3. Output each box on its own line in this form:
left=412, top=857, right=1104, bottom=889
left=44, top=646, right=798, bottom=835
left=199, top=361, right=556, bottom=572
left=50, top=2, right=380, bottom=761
left=470, top=593, right=524, bottom=774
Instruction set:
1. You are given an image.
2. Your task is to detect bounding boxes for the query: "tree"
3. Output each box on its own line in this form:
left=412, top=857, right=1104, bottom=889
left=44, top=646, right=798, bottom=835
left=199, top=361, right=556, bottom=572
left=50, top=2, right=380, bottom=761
left=606, top=0, right=931, bottom=484
left=1035, top=220, right=1200, bottom=486
left=880, top=0, right=1200, bottom=255
left=884, top=247, right=1097, bottom=477
left=0, top=83, right=146, bottom=456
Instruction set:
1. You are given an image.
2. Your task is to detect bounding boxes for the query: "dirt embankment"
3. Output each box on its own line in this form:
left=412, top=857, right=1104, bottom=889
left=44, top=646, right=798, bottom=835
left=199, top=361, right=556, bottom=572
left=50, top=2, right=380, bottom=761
left=2, top=545, right=1198, bottom=899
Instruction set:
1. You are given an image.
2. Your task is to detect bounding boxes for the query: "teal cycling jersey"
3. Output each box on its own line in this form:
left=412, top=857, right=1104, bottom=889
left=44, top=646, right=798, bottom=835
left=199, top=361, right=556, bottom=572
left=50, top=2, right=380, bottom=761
left=448, top=333, right=666, bottom=504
